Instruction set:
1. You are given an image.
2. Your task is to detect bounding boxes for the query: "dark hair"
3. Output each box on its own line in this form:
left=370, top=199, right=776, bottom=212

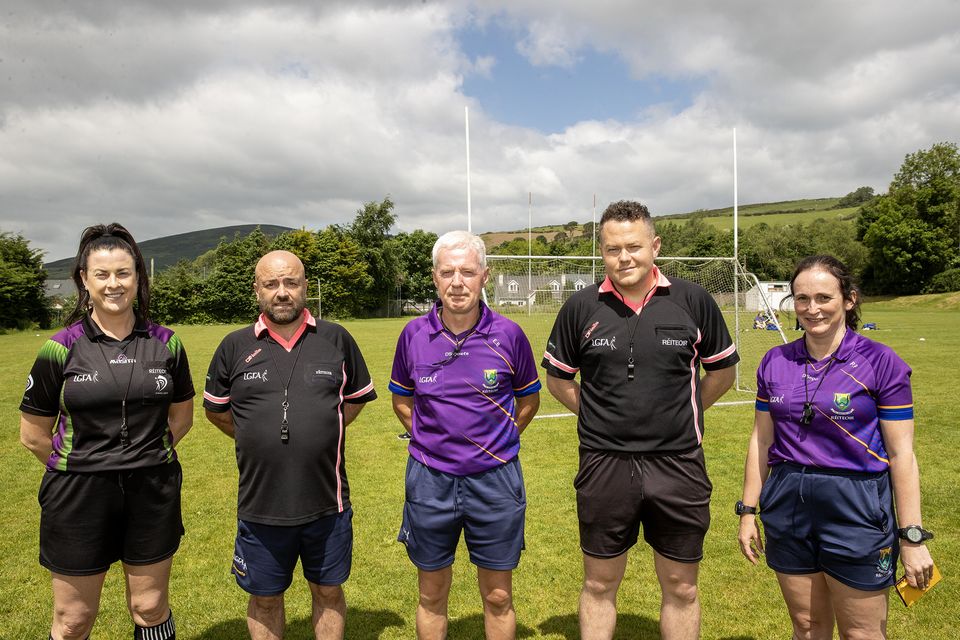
left=789, top=254, right=861, bottom=330
left=599, top=200, right=656, bottom=237
left=66, top=223, right=150, bottom=324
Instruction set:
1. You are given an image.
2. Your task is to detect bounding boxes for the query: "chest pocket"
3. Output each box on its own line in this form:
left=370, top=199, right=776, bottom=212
left=654, top=323, right=695, bottom=365
left=304, top=360, right=344, bottom=389
left=141, top=360, right=172, bottom=405
left=763, top=382, right=797, bottom=422
left=413, top=364, right=444, bottom=397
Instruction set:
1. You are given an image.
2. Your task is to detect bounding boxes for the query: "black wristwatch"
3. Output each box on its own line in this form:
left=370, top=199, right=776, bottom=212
left=897, top=525, right=934, bottom=543
left=735, top=500, right=757, bottom=516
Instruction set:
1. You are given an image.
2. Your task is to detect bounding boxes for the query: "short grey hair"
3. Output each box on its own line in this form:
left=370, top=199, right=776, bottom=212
left=432, top=230, right=487, bottom=270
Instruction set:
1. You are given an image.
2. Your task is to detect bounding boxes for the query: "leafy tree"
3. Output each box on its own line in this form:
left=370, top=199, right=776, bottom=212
left=0, top=232, right=49, bottom=329
left=836, top=186, right=876, bottom=208
left=347, top=197, right=399, bottom=315
left=390, top=230, right=438, bottom=303
left=858, top=142, right=960, bottom=293
left=314, top=227, right=373, bottom=318
left=151, top=260, right=207, bottom=324
left=201, top=227, right=270, bottom=322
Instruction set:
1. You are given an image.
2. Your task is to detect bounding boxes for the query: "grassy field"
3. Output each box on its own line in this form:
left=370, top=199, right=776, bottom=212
left=1, top=302, right=957, bottom=638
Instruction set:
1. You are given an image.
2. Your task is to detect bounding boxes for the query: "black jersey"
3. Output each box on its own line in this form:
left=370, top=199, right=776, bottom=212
left=543, top=269, right=739, bottom=453
left=203, top=311, right=376, bottom=526
left=20, top=315, right=195, bottom=472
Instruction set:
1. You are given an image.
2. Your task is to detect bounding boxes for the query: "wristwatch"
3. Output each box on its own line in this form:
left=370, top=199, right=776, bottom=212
left=735, top=500, right=757, bottom=516
left=897, top=525, right=934, bottom=543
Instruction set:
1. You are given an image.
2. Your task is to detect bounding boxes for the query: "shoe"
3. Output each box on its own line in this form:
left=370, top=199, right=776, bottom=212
left=397, top=432, right=412, bottom=440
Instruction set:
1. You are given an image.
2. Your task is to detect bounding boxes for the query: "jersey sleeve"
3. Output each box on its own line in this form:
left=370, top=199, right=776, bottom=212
left=541, top=297, right=581, bottom=379
left=510, top=325, right=542, bottom=397
left=694, top=287, right=740, bottom=371
left=873, top=347, right=913, bottom=421
left=20, top=339, right=68, bottom=417
left=202, top=338, right=234, bottom=413
left=755, top=350, right=773, bottom=412
left=388, top=325, right=414, bottom=396
left=167, top=332, right=196, bottom=403
left=340, top=328, right=377, bottom=403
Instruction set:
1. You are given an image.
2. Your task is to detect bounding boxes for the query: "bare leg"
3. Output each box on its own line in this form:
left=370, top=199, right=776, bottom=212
left=775, top=572, right=835, bottom=640
left=653, top=552, right=700, bottom=640
left=123, top=557, right=173, bottom=628
left=247, top=593, right=285, bottom=640
left=416, top=566, right=453, bottom=640
left=824, top=574, right=889, bottom=640
left=579, top=553, right=628, bottom=640
left=477, top=567, right=514, bottom=640
left=50, top=572, right=106, bottom=640
left=308, top=582, right=346, bottom=640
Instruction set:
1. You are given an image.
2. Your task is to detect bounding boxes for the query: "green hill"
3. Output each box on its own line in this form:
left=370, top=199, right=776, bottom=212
left=44, top=224, right=294, bottom=278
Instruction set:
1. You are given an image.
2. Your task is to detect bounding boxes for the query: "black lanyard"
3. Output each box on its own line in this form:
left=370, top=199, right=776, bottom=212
left=265, top=338, right=304, bottom=444
left=610, top=281, right=657, bottom=381
left=96, top=336, right=139, bottom=448
left=801, top=356, right=835, bottom=426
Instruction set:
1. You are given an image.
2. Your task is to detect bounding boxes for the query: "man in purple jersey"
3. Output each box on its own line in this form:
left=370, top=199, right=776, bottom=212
left=389, top=230, right=541, bottom=640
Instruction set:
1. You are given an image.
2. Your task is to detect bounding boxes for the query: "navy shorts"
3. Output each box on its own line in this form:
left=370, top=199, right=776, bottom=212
left=398, top=457, right=526, bottom=571
left=38, top=462, right=184, bottom=576
left=575, top=448, right=712, bottom=562
left=233, top=508, right=353, bottom=596
left=760, top=463, right=898, bottom=590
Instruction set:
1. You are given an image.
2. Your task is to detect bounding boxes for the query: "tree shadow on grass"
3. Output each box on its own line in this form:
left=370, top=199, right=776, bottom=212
left=193, top=607, right=405, bottom=639
left=539, top=612, right=659, bottom=639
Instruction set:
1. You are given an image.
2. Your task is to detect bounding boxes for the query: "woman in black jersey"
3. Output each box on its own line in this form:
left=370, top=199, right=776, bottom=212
left=20, top=223, right=194, bottom=640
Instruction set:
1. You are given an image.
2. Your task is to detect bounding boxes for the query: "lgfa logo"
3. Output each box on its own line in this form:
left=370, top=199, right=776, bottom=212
left=74, top=371, right=100, bottom=383
left=243, top=369, right=269, bottom=382
left=591, top=336, right=616, bottom=350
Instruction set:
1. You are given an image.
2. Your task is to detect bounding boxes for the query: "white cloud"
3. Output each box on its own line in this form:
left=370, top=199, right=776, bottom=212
left=1, top=0, right=958, bottom=261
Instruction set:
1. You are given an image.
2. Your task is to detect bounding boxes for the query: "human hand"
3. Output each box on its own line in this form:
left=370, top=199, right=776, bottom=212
left=900, top=542, right=934, bottom=590
left=738, top=515, right=764, bottom=565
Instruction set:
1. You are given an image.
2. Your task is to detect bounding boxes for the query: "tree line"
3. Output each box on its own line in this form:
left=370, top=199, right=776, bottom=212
left=2, top=142, right=958, bottom=329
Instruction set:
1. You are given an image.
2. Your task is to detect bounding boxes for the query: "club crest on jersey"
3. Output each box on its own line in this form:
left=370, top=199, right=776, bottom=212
left=831, top=392, right=854, bottom=419
left=25, top=374, right=34, bottom=391
left=483, top=369, right=498, bottom=390
left=155, top=375, right=169, bottom=392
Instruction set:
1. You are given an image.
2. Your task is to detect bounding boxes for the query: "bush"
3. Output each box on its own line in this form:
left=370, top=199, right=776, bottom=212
left=924, top=267, right=960, bottom=293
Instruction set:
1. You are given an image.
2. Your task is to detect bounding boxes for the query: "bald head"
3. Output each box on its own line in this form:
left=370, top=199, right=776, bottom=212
left=254, top=250, right=307, bottom=325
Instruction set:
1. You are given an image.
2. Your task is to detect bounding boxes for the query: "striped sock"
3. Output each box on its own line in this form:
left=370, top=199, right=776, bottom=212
left=134, top=611, right=175, bottom=640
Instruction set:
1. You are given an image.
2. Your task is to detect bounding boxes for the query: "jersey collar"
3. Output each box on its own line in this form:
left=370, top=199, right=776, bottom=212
left=791, top=326, right=860, bottom=363
left=597, top=265, right=671, bottom=314
left=254, top=308, right=316, bottom=352
left=82, top=313, right=149, bottom=342
left=427, top=300, right=492, bottom=338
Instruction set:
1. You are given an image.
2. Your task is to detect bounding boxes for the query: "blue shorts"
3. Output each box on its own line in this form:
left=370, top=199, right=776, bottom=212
left=233, top=508, right=353, bottom=596
left=760, top=464, right=898, bottom=590
left=398, top=457, right=526, bottom=571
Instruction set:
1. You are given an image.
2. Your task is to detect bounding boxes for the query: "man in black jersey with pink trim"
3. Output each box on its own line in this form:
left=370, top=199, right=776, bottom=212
left=542, top=201, right=739, bottom=640
left=204, top=250, right=375, bottom=640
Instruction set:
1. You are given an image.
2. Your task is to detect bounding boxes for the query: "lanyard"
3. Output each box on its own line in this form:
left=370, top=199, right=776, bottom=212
left=265, top=337, right=304, bottom=444
left=96, top=336, right=139, bottom=448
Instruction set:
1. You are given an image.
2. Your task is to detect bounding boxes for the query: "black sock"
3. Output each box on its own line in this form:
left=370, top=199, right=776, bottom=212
left=134, top=611, right=175, bottom=640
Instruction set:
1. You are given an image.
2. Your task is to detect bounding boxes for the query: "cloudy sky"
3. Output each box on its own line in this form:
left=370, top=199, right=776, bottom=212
left=2, top=1, right=958, bottom=261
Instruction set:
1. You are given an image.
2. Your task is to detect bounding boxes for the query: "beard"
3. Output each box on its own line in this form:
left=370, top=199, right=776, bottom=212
left=260, top=294, right=306, bottom=325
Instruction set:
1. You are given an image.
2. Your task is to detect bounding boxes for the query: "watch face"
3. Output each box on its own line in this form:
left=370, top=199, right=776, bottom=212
left=907, top=527, right=923, bottom=543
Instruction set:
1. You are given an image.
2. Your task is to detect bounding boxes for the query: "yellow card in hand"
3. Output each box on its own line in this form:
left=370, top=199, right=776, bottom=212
left=895, top=562, right=942, bottom=607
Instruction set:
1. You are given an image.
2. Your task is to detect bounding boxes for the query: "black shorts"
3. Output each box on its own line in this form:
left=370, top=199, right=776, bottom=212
left=38, top=461, right=184, bottom=576
left=575, top=448, right=712, bottom=562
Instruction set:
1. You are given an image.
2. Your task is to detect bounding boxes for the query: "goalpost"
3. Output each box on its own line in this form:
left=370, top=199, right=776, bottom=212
left=485, top=254, right=787, bottom=395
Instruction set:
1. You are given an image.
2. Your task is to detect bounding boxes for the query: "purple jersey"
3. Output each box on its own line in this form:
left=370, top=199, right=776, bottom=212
left=756, top=330, right=913, bottom=473
left=389, top=302, right=542, bottom=475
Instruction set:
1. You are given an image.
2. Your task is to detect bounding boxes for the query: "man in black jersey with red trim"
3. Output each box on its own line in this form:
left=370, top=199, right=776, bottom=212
left=542, top=201, right=739, bottom=640
left=204, top=250, right=376, bottom=640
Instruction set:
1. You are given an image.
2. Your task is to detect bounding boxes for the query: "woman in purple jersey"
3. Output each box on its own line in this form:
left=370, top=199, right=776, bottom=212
left=20, top=224, right=193, bottom=640
left=737, top=255, right=933, bottom=639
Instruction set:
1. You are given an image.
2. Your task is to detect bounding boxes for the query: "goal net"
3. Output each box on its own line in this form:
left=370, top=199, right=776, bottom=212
left=485, top=255, right=788, bottom=397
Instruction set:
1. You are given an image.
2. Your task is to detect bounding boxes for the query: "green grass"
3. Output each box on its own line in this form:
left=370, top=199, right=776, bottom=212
left=2, top=304, right=958, bottom=638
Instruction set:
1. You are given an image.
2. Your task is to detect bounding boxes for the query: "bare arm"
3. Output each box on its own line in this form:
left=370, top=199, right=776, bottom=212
left=515, top=393, right=540, bottom=434
left=738, top=409, right=774, bottom=564
left=700, top=364, right=736, bottom=409
left=392, top=394, right=414, bottom=433
left=167, top=399, right=194, bottom=447
left=205, top=408, right=236, bottom=439
left=882, top=418, right=934, bottom=589
left=546, top=374, right=580, bottom=415
left=343, top=401, right=366, bottom=427
left=20, top=412, right=56, bottom=465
